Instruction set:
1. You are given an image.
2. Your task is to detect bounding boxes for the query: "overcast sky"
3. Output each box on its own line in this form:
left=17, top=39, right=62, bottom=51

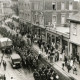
left=74, top=0, right=79, bottom=1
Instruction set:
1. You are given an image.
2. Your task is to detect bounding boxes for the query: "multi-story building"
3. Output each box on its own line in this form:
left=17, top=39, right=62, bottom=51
left=0, top=0, right=14, bottom=20
left=30, top=0, right=78, bottom=27
left=18, top=0, right=79, bottom=56
left=3, top=0, right=14, bottom=17
left=18, top=0, right=79, bottom=29
left=68, top=12, right=80, bottom=61
left=18, top=0, right=31, bottom=34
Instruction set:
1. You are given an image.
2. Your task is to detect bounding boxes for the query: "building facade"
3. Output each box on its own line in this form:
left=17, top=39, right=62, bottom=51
left=68, top=13, right=80, bottom=61
left=18, top=0, right=79, bottom=28
left=18, top=0, right=79, bottom=56
left=0, top=0, right=14, bottom=23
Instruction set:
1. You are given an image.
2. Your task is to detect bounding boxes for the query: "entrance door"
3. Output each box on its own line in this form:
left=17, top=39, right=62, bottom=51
left=72, top=44, right=77, bottom=57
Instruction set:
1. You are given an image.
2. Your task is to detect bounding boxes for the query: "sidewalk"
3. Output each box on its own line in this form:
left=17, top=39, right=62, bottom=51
left=32, top=44, right=80, bottom=80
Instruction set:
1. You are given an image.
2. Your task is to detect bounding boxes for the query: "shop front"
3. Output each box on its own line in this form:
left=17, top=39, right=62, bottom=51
left=70, top=43, right=80, bottom=61
left=62, top=40, right=68, bottom=54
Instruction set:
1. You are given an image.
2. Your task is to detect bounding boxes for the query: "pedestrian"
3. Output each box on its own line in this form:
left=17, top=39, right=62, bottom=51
left=38, top=50, right=42, bottom=60
left=64, top=55, right=67, bottom=66
left=1, top=55, right=3, bottom=64
left=50, top=67, right=54, bottom=73
left=41, top=72, right=46, bottom=80
left=46, top=47, right=48, bottom=54
left=50, top=74, right=54, bottom=80
left=53, top=71, right=56, bottom=80
left=38, top=68, right=42, bottom=77
left=62, top=61, right=65, bottom=70
left=44, top=67, right=49, bottom=78
left=47, top=71, right=51, bottom=80
left=42, top=64, right=45, bottom=71
left=41, top=43, right=44, bottom=52
left=60, top=53, right=62, bottom=61
left=33, top=69, right=38, bottom=80
left=3, top=60, right=7, bottom=70
left=67, top=61, right=71, bottom=73
left=73, top=64, right=77, bottom=75
left=50, top=55, right=53, bottom=63
left=4, top=74, right=6, bottom=80
left=79, top=59, right=80, bottom=68
left=70, top=59, right=73, bottom=69
left=56, top=74, right=59, bottom=80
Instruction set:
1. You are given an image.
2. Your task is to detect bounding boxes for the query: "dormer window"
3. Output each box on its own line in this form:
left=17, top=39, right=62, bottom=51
left=52, top=3, right=56, bottom=10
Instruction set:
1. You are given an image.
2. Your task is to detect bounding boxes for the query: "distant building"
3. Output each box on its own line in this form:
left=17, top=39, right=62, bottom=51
left=0, top=0, right=14, bottom=21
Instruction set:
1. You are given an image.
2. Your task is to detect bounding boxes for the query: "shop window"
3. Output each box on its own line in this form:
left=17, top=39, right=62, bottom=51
left=52, top=3, right=56, bottom=10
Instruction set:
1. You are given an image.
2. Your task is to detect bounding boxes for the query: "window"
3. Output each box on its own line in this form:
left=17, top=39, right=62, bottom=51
left=61, top=2, right=65, bottom=10
left=52, top=3, right=56, bottom=10
left=34, top=3, right=38, bottom=10
left=69, top=2, right=73, bottom=10
left=73, top=23, right=77, bottom=35
left=61, top=14, right=65, bottom=24
left=52, top=15, right=56, bottom=25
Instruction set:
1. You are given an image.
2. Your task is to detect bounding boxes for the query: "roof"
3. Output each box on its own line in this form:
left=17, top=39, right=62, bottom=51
left=56, top=27, right=69, bottom=34
left=46, top=26, right=70, bottom=38
left=68, top=12, right=80, bottom=23
left=11, top=15, right=19, bottom=19
left=0, top=38, right=11, bottom=42
left=11, top=53, right=21, bottom=59
left=5, top=18, right=12, bottom=23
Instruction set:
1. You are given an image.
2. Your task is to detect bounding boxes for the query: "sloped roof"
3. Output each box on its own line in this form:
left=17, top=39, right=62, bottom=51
left=0, top=37, right=11, bottom=42
left=11, top=53, right=21, bottom=59
left=68, top=12, right=80, bottom=23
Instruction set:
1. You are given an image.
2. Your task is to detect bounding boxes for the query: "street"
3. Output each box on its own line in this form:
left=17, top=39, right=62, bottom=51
left=0, top=51, right=34, bottom=80
left=0, top=34, right=34, bottom=80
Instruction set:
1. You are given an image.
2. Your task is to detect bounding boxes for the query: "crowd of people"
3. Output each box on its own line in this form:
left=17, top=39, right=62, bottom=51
left=33, top=64, right=59, bottom=80
left=0, top=22, right=80, bottom=80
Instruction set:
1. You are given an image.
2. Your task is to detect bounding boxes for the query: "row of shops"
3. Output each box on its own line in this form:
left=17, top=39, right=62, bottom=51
left=19, top=20, right=80, bottom=62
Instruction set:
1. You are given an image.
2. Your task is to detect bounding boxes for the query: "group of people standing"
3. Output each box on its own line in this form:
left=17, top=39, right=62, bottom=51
left=38, top=40, right=61, bottom=63
left=62, top=56, right=78, bottom=75
left=33, top=64, right=59, bottom=80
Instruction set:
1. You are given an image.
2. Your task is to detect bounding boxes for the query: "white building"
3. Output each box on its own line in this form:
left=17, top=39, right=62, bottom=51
left=68, top=12, right=80, bottom=61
